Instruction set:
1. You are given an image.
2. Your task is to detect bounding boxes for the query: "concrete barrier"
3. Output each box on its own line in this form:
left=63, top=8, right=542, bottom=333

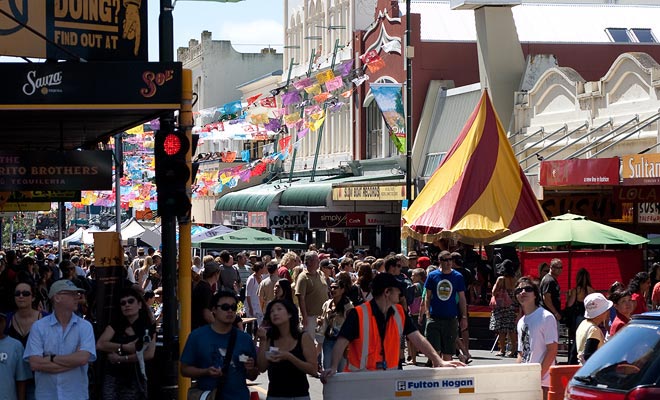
left=323, top=364, right=542, bottom=400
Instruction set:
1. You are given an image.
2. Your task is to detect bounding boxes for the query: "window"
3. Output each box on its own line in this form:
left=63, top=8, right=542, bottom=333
left=365, top=100, right=397, bottom=159
left=606, top=28, right=631, bottom=43
left=422, top=153, right=446, bottom=177
left=631, top=28, right=657, bottom=43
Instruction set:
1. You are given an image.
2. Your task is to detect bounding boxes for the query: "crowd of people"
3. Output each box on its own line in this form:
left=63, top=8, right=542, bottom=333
left=1, top=242, right=658, bottom=400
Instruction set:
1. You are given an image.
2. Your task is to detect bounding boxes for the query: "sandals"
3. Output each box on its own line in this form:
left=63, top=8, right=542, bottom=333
left=495, top=351, right=506, bottom=357
left=458, top=354, right=473, bottom=364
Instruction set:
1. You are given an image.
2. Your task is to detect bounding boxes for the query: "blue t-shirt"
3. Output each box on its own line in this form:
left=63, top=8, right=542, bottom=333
left=0, top=335, right=32, bottom=400
left=180, top=325, right=256, bottom=399
left=425, top=269, right=466, bottom=318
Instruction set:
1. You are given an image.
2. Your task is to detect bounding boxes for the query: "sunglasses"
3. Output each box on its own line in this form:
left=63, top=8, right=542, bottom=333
left=120, top=298, right=136, bottom=306
left=515, top=286, right=534, bottom=296
left=216, top=303, right=238, bottom=311
left=14, top=290, right=32, bottom=297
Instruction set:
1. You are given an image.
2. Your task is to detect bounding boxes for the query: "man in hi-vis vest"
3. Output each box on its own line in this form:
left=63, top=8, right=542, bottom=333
left=320, top=273, right=464, bottom=383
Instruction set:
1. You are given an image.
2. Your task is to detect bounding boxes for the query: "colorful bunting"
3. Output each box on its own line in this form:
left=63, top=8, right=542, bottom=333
left=304, top=84, right=322, bottom=96
left=259, top=97, right=277, bottom=108
left=278, top=135, right=292, bottom=150
left=246, top=93, right=262, bottom=106
left=241, top=150, right=250, bottom=162
left=281, top=91, right=302, bottom=106
left=315, top=69, right=335, bottom=84
left=325, top=76, right=344, bottom=92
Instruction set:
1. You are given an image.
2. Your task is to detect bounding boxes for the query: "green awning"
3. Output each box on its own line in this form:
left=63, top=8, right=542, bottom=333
left=279, top=174, right=404, bottom=207
left=192, top=227, right=307, bottom=250
left=214, top=185, right=285, bottom=212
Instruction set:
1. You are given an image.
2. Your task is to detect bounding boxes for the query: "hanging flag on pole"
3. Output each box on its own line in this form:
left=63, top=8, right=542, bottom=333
left=370, top=83, right=406, bottom=153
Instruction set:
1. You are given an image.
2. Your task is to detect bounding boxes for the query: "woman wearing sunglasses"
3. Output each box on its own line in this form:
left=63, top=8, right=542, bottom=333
left=5, top=280, right=48, bottom=400
left=96, top=287, right=156, bottom=400
left=256, top=299, right=317, bottom=400
left=515, top=277, right=558, bottom=400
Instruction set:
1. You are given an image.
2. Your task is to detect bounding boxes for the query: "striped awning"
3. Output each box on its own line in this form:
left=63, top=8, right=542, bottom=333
left=402, top=90, right=547, bottom=245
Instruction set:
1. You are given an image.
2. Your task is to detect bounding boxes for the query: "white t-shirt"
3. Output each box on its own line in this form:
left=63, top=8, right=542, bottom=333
left=517, top=306, right=558, bottom=387
left=245, top=274, right=263, bottom=318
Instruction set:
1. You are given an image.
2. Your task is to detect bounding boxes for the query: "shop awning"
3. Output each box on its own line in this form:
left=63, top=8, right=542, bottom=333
left=280, top=174, right=404, bottom=207
left=214, top=183, right=287, bottom=212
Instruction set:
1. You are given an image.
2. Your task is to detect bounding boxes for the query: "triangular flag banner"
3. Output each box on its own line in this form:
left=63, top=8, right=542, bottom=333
left=249, top=113, right=269, bottom=125
left=315, top=69, right=335, bottom=84
left=310, top=110, right=325, bottom=121
left=366, top=59, right=386, bottom=74
left=241, top=150, right=250, bottom=162
left=360, top=49, right=380, bottom=64
left=304, top=105, right=321, bottom=116
left=370, top=83, right=406, bottom=153
left=352, top=74, right=369, bottom=86
left=281, top=91, right=302, bottom=106
left=304, top=83, right=322, bottom=96
left=220, top=100, right=243, bottom=115
left=311, top=116, right=326, bottom=131
left=336, top=60, right=354, bottom=77
left=278, top=135, right=292, bottom=150
left=264, top=118, right=282, bottom=133
left=263, top=143, right=274, bottom=154
left=313, top=92, right=331, bottom=104
left=340, top=88, right=354, bottom=98
left=221, top=151, right=237, bottom=163
left=325, top=76, right=344, bottom=92
left=259, top=97, right=277, bottom=108
left=246, top=93, right=262, bottom=106
left=382, top=40, right=401, bottom=53
left=293, top=77, right=313, bottom=90
left=239, top=169, right=251, bottom=182
left=297, top=128, right=309, bottom=139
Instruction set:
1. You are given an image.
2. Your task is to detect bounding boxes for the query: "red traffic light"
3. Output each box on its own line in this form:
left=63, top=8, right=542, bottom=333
left=163, top=133, right=182, bottom=156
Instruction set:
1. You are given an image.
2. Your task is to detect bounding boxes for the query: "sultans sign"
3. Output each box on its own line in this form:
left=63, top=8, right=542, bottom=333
left=0, top=151, right=112, bottom=191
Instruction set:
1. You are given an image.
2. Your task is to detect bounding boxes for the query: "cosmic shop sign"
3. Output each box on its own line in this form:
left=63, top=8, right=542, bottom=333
left=0, top=0, right=148, bottom=61
left=0, top=151, right=112, bottom=191
left=0, top=61, right=181, bottom=107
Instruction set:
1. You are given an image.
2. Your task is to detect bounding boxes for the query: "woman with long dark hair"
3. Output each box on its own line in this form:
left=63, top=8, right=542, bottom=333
left=273, top=278, right=294, bottom=304
left=565, top=268, right=595, bottom=364
left=256, top=299, right=317, bottom=400
left=6, top=280, right=48, bottom=400
left=628, top=271, right=651, bottom=316
left=319, top=279, right=353, bottom=371
left=96, top=287, right=156, bottom=400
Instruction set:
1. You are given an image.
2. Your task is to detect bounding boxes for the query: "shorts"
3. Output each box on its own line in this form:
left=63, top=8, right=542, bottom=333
left=425, top=317, right=458, bottom=355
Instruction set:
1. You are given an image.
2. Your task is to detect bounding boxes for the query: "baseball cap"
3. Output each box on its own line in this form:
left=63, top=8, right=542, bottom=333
left=584, top=293, right=613, bottom=319
left=319, top=253, right=330, bottom=260
left=417, top=256, right=431, bottom=268
left=48, top=279, right=85, bottom=298
left=372, top=273, right=407, bottom=293
left=407, top=251, right=418, bottom=259
left=249, top=251, right=258, bottom=258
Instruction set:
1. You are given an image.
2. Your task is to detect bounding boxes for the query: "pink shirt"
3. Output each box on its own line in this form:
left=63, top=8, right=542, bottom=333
left=652, top=282, right=660, bottom=309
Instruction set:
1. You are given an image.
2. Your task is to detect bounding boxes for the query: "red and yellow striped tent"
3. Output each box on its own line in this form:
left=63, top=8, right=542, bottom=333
left=402, top=90, right=546, bottom=245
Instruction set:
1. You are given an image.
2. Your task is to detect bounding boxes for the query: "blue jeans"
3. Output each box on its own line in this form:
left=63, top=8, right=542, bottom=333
left=322, top=337, right=346, bottom=371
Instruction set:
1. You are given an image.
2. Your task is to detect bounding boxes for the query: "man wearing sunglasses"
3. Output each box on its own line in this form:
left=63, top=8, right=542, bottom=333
left=515, top=277, right=558, bottom=400
left=181, top=291, right=259, bottom=399
left=424, top=250, right=469, bottom=362
left=24, top=279, right=96, bottom=400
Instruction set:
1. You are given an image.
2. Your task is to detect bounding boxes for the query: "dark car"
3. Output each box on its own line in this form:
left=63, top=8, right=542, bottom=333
left=565, top=312, right=660, bottom=400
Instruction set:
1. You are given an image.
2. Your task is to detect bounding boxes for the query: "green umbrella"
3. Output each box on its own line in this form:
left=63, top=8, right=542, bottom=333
left=192, top=227, right=307, bottom=250
left=490, top=213, right=648, bottom=247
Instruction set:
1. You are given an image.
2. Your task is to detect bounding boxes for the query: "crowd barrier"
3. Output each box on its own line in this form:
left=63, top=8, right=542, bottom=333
left=548, top=365, right=581, bottom=400
left=323, top=364, right=542, bottom=400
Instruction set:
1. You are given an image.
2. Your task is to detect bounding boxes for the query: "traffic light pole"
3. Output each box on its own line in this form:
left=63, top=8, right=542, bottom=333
left=158, top=0, right=179, bottom=396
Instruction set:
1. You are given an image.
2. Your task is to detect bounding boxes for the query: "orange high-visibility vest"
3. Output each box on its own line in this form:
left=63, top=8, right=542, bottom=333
left=345, top=301, right=405, bottom=371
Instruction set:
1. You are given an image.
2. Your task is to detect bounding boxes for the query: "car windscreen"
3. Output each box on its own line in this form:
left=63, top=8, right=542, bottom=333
left=571, top=323, right=660, bottom=391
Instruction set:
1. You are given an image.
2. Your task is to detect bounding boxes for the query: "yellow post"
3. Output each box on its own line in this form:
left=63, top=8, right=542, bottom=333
left=178, top=68, right=193, bottom=399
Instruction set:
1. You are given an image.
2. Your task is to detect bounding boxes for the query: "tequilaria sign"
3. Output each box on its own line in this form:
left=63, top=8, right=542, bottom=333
left=0, top=151, right=112, bottom=191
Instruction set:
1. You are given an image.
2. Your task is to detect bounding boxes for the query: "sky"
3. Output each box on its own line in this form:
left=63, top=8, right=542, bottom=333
left=147, top=0, right=284, bottom=61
